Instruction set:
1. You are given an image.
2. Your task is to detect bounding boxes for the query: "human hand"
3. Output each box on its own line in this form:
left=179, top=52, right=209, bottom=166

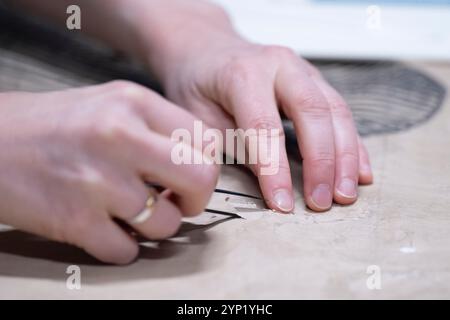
left=0, top=81, right=219, bottom=264
left=140, top=8, right=373, bottom=213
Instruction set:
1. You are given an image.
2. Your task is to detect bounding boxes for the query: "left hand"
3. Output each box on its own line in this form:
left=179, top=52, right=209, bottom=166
left=136, top=1, right=374, bottom=213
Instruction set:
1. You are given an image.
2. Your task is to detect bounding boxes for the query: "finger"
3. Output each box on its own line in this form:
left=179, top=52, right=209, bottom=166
left=121, top=128, right=219, bottom=217
left=358, top=136, right=373, bottom=185
left=80, top=216, right=139, bottom=265
left=109, top=81, right=220, bottom=152
left=276, top=64, right=335, bottom=212
left=108, top=183, right=182, bottom=240
left=225, top=70, right=294, bottom=213
left=310, top=75, right=360, bottom=205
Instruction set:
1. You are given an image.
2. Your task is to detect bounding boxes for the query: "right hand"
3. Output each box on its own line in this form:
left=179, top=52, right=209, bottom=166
left=0, top=81, right=219, bottom=264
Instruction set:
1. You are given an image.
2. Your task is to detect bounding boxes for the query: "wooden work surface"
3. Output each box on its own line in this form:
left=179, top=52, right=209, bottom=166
left=0, top=13, right=449, bottom=299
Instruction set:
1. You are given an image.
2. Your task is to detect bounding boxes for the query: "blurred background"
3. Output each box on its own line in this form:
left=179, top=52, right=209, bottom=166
left=211, top=0, right=450, bottom=60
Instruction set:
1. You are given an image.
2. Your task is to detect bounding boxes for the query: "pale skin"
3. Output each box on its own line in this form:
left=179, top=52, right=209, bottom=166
left=1, top=0, right=373, bottom=264
left=0, top=82, right=220, bottom=264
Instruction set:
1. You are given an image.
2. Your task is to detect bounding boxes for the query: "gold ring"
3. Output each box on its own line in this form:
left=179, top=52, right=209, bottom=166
left=129, top=192, right=157, bottom=225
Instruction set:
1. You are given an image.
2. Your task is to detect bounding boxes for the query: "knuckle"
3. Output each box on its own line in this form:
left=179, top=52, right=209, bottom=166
left=290, top=90, right=315, bottom=106
left=295, top=92, right=330, bottom=115
left=329, top=98, right=352, bottom=117
left=86, top=109, right=138, bottom=144
left=338, top=149, right=359, bottom=162
left=309, top=158, right=335, bottom=170
left=303, top=60, right=322, bottom=78
left=221, top=57, right=253, bottom=90
left=263, top=45, right=297, bottom=60
left=329, top=98, right=347, bottom=111
left=78, top=166, right=108, bottom=191
left=254, top=159, right=290, bottom=177
left=95, top=116, right=130, bottom=141
left=248, top=116, right=283, bottom=132
left=106, top=80, right=141, bottom=95
left=305, top=151, right=335, bottom=168
left=106, top=80, right=148, bottom=109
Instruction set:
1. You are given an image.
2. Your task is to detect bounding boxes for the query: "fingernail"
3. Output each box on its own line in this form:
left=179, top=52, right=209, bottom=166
left=311, top=184, right=332, bottom=210
left=273, top=189, right=294, bottom=212
left=337, top=178, right=357, bottom=198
